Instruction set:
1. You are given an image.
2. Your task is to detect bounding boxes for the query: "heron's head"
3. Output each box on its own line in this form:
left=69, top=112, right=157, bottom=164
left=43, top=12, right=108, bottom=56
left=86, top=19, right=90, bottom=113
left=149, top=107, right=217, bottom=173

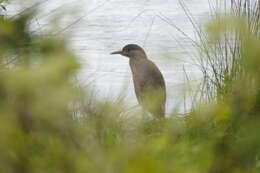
left=111, top=44, right=147, bottom=59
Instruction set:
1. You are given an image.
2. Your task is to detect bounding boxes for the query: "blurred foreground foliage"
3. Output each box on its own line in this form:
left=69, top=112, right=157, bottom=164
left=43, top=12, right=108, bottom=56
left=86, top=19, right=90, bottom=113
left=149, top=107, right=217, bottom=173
left=0, top=1, right=260, bottom=173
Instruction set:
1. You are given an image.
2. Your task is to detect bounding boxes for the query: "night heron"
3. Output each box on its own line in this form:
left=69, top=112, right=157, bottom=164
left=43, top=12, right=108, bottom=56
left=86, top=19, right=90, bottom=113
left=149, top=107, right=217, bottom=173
left=111, top=44, right=166, bottom=119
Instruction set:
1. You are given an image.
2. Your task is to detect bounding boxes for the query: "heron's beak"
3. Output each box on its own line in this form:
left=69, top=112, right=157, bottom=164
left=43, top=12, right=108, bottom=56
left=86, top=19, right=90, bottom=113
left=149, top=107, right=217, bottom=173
left=110, top=50, right=123, bottom=55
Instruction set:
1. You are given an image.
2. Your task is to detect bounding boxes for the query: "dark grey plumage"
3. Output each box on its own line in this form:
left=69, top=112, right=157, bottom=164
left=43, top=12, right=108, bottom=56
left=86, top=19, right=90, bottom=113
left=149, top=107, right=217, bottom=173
left=111, top=44, right=166, bottom=118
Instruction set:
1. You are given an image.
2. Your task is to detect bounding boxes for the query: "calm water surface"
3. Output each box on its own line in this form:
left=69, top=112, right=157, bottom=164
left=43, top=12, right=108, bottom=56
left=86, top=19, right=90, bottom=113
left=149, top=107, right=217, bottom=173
left=8, top=0, right=211, bottom=115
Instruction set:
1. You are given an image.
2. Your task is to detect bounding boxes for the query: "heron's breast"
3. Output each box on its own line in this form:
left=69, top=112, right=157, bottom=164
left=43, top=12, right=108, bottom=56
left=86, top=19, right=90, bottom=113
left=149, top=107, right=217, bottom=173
left=129, top=60, right=147, bottom=81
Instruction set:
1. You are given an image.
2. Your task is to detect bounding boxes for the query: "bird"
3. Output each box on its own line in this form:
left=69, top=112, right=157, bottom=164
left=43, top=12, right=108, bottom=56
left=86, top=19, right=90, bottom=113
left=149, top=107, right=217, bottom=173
left=111, top=44, right=166, bottom=119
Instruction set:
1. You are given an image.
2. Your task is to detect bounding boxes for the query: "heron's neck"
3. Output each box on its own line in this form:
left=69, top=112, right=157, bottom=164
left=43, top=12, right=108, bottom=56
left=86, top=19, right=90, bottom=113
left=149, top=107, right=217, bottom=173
left=130, top=52, right=148, bottom=60
left=129, top=54, right=148, bottom=73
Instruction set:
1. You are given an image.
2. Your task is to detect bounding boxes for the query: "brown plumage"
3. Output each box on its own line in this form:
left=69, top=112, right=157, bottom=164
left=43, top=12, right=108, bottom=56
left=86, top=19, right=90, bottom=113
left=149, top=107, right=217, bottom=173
left=111, top=44, right=166, bottom=118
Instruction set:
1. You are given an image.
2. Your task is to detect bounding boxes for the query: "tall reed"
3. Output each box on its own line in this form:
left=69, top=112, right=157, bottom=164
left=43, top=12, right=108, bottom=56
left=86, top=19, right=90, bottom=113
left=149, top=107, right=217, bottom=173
left=192, top=0, right=260, bottom=103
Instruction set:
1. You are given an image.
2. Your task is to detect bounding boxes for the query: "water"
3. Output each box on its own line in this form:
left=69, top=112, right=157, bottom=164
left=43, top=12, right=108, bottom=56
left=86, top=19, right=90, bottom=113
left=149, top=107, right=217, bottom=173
left=6, top=0, right=211, bottom=115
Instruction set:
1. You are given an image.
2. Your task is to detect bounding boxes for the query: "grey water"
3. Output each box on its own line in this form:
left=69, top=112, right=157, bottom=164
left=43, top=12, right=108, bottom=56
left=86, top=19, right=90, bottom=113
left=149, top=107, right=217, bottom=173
left=7, top=0, right=211, bottom=115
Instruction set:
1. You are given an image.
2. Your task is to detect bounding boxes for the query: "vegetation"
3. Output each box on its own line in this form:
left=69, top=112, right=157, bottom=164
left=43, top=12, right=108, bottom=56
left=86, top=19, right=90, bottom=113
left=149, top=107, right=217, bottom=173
left=0, top=0, right=260, bottom=173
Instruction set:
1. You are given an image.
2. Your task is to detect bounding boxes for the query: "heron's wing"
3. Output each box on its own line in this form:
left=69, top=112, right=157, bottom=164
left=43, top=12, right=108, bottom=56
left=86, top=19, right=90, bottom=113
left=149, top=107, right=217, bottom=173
left=137, top=60, right=166, bottom=95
